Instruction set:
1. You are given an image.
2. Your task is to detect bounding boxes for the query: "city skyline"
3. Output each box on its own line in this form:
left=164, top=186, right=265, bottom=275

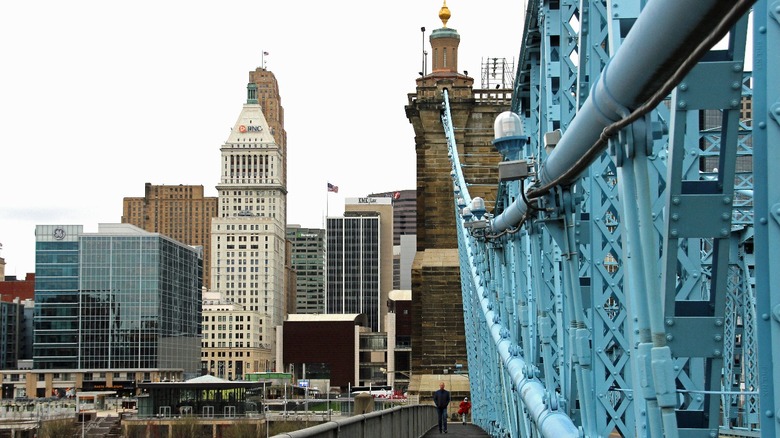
left=0, top=1, right=524, bottom=276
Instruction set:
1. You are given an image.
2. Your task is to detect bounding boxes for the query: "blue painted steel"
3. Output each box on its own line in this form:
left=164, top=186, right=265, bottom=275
left=445, top=90, right=579, bottom=438
left=441, top=1, right=771, bottom=437
left=492, top=0, right=751, bottom=232
left=751, top=1, right=779, bottom=437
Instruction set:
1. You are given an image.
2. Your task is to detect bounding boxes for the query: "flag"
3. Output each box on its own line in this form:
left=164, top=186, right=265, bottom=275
left=263, top=51, right=269, bottom=56
left=327, top=183, right=339, bottom=193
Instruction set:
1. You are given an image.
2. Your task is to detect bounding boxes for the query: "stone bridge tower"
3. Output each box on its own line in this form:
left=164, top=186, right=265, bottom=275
left=405, top=2, right=512, bottom=396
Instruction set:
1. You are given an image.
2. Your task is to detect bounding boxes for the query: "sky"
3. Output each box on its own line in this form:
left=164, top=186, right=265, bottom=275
left=0, top=1, right=525, bottom=278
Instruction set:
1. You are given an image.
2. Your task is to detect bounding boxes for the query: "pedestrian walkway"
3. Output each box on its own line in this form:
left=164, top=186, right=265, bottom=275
left=422, top=422, right=490, bottom=437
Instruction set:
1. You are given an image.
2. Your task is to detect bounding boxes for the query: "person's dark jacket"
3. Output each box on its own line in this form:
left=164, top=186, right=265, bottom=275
left=433, top=388, right=451, bottom=409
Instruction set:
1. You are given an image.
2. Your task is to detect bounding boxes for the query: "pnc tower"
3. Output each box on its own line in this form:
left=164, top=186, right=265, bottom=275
left=209, top=66, right=287, bottom=372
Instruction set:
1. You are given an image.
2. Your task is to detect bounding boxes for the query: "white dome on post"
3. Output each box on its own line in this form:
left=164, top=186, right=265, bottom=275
left=492, top=111, right=527, bottom=161
left=494, top=111, right=524, bottom=139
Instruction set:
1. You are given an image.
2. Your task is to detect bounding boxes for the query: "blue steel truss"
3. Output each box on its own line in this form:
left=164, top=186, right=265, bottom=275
left=445, top=1, right=778, bottom=437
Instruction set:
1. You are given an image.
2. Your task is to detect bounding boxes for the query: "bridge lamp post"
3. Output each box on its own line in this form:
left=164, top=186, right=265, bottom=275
left=492, top=111, right=534, bottom=212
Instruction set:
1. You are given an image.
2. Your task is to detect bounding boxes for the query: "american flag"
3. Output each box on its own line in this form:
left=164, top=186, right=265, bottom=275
left=327, top=183, right=339, bottom=193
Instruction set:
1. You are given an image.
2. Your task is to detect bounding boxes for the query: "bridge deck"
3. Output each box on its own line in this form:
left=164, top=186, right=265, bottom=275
left=422, top=422, right=490, bottom=437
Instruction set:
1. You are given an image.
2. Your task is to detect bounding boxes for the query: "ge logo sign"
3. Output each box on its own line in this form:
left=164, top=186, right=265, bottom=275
left=53, top=227, right=66, bottom=240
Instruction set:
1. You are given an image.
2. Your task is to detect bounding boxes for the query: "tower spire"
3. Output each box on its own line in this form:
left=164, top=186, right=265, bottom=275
left=439, top=0, right=451, bottom=28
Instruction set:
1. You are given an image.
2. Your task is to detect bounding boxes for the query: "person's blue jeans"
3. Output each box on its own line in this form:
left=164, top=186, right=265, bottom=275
left=437, top=407, right=448, bottom=432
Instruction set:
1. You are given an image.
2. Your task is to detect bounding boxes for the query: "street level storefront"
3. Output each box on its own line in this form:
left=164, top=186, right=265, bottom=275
left=82, top=380, right=137, bottom=397
left=0, top=368, right=183, bottom=399
left=136, top=374, right=265, bottom=418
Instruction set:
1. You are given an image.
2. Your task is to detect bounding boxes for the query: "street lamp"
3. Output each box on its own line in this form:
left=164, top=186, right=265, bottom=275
left=421, top=26, right=427, bottom=76
left=379, top=368, right=411, bottom=378
left=262, top=379, right=269, bottom=438
left=379, top=368, right=411, bottom=395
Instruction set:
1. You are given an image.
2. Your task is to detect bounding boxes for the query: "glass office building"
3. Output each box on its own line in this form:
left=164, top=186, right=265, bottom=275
left=34, top=225, right=83, bottom=369
left=286, top=226, right=326, bottom=314
left=34, top=224, right=202, bottom=374
left=326, top=215, right=381, bottom=331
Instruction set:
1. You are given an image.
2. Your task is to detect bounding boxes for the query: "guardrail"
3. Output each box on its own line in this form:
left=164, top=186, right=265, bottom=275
left=271, top=405, right=437, bottom=438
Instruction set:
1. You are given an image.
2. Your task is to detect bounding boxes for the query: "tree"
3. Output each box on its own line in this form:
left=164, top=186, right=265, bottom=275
left=223, top=422, right=261, bottom=438
left=39, top=419, right=78, bottom=438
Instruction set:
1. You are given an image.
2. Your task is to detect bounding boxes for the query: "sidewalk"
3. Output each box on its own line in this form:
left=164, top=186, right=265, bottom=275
left=422, top=422, right=490, bottom=437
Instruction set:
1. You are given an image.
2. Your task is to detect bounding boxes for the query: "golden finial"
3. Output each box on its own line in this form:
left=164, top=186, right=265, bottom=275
left=439, top=0, right=451, bottom=28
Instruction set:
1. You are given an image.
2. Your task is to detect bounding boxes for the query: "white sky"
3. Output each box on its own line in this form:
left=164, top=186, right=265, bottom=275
left=0, top=1, right=524, bottom=277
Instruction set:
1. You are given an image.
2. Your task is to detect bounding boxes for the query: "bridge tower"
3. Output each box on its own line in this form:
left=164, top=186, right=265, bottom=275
left=404, top=1, right=512, bottom=399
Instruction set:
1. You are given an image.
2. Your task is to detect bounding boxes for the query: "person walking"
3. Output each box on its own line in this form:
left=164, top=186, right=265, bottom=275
left=458, top=397, right=471, bottom=424
left=433, top=382, right=451, bottom=433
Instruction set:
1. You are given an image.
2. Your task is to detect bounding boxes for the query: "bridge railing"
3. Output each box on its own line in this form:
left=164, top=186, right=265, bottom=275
left=270, top=405, right=437, bottom=438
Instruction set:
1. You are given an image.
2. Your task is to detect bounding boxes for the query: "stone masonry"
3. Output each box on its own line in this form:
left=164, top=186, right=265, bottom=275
left=406, top=77, right=510, bottom=377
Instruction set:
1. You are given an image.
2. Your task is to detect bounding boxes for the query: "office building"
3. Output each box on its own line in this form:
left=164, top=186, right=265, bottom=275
left=210, top=67, right=287, bottom=371
left=201, top=291, right=270, bottom=379
left=122, top=183, right=217, bottom=288
left=369, top=190, right=417, bottom=289
left=0, top=299, right=26, bottom=370
left=281, top=314, right=369, bottom=389
left=326, top=197, right=393, bottom=332
left=286, top=226, right=326, bottom=314
left=384, top=289, right=412, bottom=391
left=0, top=272, right=35, bottom=302
left=33, top=224, right=202, bottom=375
left=369, top=190, right=417, bottom=246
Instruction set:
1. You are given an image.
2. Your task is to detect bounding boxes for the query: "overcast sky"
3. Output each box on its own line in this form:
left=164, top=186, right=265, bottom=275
left=0, top=1, right=524, bottom=277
